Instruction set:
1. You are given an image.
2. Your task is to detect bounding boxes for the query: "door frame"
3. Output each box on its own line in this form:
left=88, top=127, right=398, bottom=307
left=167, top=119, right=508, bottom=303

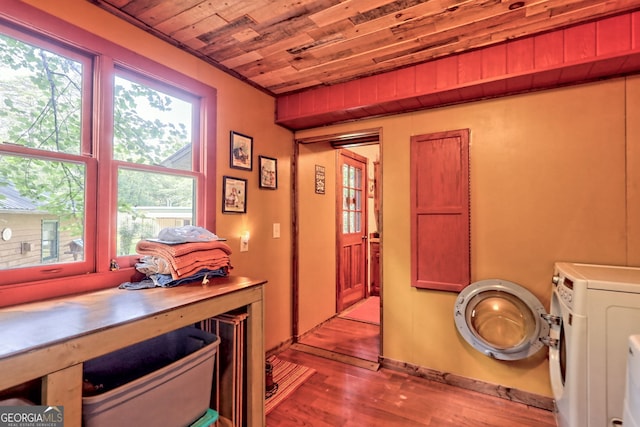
left=292, top=129, right=382, bottom=354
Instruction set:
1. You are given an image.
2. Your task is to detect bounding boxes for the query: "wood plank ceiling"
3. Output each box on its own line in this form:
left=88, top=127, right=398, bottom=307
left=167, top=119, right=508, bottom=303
left=93, top=0, right=640, bottom=97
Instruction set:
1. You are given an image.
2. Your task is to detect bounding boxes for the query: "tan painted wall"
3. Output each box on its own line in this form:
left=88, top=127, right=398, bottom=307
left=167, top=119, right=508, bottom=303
left=297, top=142, right=337, bottom=334
left=296, top=78, right=638, bottom=397
left=24, top=0, right=295, bottom=352
left=628, top=75, right=640, bottom=266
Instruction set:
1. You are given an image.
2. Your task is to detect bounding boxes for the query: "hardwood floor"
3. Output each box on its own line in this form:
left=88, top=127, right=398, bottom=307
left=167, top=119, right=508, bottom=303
left=267, top=318, right=557, bottom=427
left=298, top=317, right=379, bottom=362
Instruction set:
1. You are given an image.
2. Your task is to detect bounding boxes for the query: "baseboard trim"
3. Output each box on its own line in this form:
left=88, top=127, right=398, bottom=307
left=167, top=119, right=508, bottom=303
left=266, top=337, right=294, bottom=358
left=380, top=357, right=555, bottom=412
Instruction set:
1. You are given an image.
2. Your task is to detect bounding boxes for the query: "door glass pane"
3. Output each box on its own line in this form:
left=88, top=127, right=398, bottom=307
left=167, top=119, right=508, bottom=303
left=117, top=168, right=195, bottom=255
left=343, top=212, right=349, bottom=233
left=342, top=165, right=349, bottom=186
left=349, top=211, right=355, bottom=233
left=0, top=155, right=86, bottom=269
left=349, top=165, right=355, bottom=188
left=113, top=76, right=193, bottom=170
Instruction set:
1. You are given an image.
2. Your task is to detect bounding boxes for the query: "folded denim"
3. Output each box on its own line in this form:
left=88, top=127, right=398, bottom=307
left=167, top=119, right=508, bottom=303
left=119, top=268, right=227, bottom=290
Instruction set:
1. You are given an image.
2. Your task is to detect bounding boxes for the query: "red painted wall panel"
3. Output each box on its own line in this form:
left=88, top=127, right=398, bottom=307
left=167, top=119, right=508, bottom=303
left=564, top=23, right=596, bottom=62
left=436, top=55, right=459, bottom=89
left=327, top=84, right=345, bottom=111
left=377, top=72, right=397, bottom=100
left=299, top=90, right=315, bottom=116
left=633, top=11, right=640, bottom=49
left=458, top=50, right=483, bottom=84
left=396, top=66, right=416, bottom=97
left=597, top=14, right=632, bottom=55
left=359, top=75, right=378, bottom=106
left=508, top=38, right=535, bottom=74
left=482, top=44, right=507, bottom=79
left=534, top=31, right=564, bottom=69
left=415, top=61, right=437, bottom=94
left=313, top=85, right=329, bottom=113
left=344, top=79, right=361, bottom=109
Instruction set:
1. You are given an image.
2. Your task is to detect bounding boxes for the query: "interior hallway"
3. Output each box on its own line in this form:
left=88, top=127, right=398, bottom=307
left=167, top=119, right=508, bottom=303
left=297, top=296, right=381, bottom=363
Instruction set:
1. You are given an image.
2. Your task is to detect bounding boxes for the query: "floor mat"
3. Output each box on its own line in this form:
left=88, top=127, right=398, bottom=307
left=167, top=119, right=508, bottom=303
left=338, top=296, right=380, bottom=325
left=265, top=355, right=316, bottom=415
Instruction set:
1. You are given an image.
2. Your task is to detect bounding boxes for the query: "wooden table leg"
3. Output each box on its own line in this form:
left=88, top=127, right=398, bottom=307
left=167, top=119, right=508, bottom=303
left=42, top=364, right=83, bottom=427
left=246, top=290, right=265, bottom=427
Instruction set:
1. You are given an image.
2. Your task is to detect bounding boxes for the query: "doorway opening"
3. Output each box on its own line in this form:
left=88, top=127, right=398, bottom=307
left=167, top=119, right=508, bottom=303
left=293, top=129, right=381, bottom=367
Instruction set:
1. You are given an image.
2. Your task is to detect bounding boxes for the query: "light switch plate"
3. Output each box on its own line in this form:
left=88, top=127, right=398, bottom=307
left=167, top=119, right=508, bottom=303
left=273, top=223, right=280, bottom=238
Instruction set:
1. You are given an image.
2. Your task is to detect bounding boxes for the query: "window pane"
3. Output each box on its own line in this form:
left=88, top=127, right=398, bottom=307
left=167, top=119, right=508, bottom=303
left=117, top=169, right=195, bottom=255
left=0, top=155, right=85, bottom=269
left=0, top=34, right=83, bottom=154
left=113, top=76, right=193, bottom=170
left=41, top=220, right=59, bottom=262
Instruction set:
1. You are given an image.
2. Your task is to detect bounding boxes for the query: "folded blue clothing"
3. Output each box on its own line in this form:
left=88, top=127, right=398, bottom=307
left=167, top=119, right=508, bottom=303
left=119, top=268, right=227, bottom=290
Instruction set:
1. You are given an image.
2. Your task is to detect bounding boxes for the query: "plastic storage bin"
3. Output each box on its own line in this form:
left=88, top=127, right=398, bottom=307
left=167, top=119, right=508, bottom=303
left=82, top=326, right=220, bottom=427
left=190, top=408, right=219, bottom=427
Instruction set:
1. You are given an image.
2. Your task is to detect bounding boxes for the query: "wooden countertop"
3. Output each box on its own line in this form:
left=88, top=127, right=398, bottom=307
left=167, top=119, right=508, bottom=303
left=0, top=275, right=266, bottom=391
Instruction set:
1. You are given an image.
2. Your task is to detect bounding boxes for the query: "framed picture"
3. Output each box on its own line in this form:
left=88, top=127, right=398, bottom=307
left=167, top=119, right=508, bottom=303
left=315, top=165, right=325, bottom=194
left=222, top=176, right=247, bottom=213
left=258, top=156, right=277, bottom=189
left=230, top=131, right=253, bottom=170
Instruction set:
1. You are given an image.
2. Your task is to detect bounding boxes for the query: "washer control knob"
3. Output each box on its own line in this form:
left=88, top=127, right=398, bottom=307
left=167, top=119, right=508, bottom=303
left=552, top=275, right=561, bottom=285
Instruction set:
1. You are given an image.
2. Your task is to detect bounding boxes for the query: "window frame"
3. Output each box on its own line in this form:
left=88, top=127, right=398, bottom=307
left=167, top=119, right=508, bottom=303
left=0, top=3, right=218, bottom=305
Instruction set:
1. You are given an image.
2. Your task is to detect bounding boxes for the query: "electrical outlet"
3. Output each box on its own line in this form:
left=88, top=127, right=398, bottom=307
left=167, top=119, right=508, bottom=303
left=240, top=231, right=249, bottom=252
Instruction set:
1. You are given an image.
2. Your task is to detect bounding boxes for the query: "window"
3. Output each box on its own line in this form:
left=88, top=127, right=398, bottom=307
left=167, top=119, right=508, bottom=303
left=41, top=220, right=59, bottom=262
left=0, top=7, right=216, bottom=295
left=113, top=72, right=198, bottom=256
left=0, top=28, right=92, bottom=280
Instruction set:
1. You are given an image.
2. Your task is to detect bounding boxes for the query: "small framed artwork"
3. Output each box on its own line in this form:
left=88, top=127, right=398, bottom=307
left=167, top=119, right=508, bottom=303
left=222, top=176, right=247, bottom=213
left=230, top=131, right=253, bottom=170
left=259, top=155, right=277, bottom=190
left=315, top=164, right=325, bottom=194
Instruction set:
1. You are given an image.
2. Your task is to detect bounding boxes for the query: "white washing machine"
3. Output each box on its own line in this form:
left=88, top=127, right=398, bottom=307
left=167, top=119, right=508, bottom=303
left=454, top=262, right=640, bottom=427
left=624, top=335, right=640, bottom=427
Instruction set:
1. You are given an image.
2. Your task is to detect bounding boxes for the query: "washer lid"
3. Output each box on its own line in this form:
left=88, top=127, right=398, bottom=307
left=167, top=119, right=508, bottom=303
left=454, top=279, right=549, bottom=361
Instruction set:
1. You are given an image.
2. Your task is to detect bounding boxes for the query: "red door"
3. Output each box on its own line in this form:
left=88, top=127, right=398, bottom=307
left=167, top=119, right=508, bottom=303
left=337, top=150, right=367, bottom=312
